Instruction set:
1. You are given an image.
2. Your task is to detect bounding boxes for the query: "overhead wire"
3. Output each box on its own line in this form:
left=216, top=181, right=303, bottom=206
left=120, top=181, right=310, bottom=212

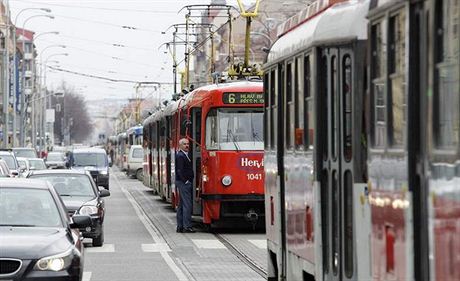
left=47, top=65, right=172, bottom=85
left=10, top=0, right=183, bottom=14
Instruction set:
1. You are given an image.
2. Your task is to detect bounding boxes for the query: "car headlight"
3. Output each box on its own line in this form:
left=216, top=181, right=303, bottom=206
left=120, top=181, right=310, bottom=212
left=78, top=205, right=98, bottom=216
left=100, top=170, right=108, bottom=175
left=221, top=175, right=232, bottom=186
left=34, top=248, right=73, bottom=272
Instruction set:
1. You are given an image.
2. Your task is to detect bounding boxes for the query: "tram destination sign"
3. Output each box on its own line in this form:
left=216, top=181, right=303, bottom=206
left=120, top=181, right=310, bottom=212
left=222, top=92, right=264, bottom=104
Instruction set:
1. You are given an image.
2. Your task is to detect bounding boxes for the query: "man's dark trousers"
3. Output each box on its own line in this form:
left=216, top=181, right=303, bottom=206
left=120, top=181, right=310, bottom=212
left=176, top=180, right=193, bottom=229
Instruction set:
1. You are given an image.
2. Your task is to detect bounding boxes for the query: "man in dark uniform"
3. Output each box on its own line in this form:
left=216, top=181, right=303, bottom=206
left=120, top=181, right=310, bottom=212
left=175, top=138, right=195, bottom=233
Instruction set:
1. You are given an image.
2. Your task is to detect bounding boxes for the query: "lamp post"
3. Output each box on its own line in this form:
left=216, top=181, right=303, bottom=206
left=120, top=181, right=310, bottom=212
left=29, top=32, right=59, bottom=148
left=36, top=47, right=66, bottom=152
left=12, top=7, right=52, bottom=147
left=40, top=52, right=68, bottom=152
left=18, top=14, right=54, bottom=146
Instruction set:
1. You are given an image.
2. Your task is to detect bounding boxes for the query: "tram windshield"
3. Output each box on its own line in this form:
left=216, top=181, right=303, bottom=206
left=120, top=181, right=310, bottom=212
left=206, top=108, right=264, bottom=151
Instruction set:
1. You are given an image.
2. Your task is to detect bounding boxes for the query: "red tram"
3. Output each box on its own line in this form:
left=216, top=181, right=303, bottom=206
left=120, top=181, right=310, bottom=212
left=143, top=80, right=265, bottom=227
left=264, top=0, right=459, bottom=280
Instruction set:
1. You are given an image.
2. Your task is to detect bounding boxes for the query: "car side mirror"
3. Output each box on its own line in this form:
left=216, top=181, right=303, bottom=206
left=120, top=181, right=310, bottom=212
left=99, top=189, right=110, bottom=197
left=70, top=215, right=92, bottom=229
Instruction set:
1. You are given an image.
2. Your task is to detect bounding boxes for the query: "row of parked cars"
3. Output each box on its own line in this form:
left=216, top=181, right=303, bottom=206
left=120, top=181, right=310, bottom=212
left=0, top=147, right=112, bottom=280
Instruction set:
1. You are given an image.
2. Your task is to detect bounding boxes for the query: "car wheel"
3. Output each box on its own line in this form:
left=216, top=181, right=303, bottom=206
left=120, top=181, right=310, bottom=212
left=92, top=227, right=104, bottom=247
left=136, top=169, right=143, bottom=181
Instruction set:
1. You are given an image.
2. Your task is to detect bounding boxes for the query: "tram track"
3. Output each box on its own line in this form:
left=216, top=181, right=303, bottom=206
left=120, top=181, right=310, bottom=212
left=215, top=233, right=267, bottom=279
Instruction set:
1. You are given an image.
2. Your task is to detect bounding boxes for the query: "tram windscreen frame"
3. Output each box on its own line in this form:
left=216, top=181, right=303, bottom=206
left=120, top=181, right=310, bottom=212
left=206, top=108, right=264, bottom=151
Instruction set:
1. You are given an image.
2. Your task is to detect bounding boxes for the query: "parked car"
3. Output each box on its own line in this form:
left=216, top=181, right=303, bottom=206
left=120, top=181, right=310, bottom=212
left=0, top=178, right=91, bottom=280
left=17, top=157, right=30, bottom=172
left=28, top=158, right=48, bottom=171
left=70, top=148, right=110, bottom=189
left=0, top=159, right=11, bottom=177
left=12, top=147, right=38, bottom=158
left=28, top=170, right=110, bottom=247
left=0, top=150, right=20, bottom=177
left=46, top=151, right=67, bottom=169
left=127, top=145, right=144, bottom=180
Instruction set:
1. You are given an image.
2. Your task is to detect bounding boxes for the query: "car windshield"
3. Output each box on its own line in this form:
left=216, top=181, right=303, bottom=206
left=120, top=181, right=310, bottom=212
left=206, top=108, right=264, bottom=151
left=29, top=160, right=47, bottom=170
left=0, top=188, right=63, bottom=227
left=13, top=149, right=37, bottom=158
left=0, top=155, right=17, bottom=169
left=133, top=148, right=143, bottom=158
left=47, top=153, right=64, bottom=161
left=73, top=153, right=107, bottom=167
left=17, top=160, right=27, bottom=169
left=30, top=174, right=96, bottom=197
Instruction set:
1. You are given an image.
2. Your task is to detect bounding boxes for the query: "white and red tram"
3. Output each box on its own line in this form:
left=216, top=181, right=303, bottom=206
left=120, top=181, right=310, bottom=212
left=264, top=0, right=459, bottom=280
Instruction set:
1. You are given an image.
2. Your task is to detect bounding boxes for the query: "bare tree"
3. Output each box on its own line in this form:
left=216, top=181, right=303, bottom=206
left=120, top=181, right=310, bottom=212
left=52, top=82, right=93, bottom=145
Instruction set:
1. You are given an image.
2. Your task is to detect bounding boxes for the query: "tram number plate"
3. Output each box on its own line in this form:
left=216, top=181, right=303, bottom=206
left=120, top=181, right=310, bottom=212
left=247, top=173, right=262, bottom=180
left=223, top=92, right=264, bottom=104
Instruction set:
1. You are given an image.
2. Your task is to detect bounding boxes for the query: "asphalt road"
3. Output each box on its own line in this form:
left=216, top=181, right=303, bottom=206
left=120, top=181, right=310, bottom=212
left=82, top=168, right=267, bottom=281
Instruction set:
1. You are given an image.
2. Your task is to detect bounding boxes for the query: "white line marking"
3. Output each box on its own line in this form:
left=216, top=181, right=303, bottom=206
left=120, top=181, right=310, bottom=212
left=192, top=239, right=226, bottom=249
left=248, top=239, right=267, bottom=249
left=142, top=243, right=171, bottom=252
left=82, top=272, right=92, bottom=281
left=113, top=172, right=190, bottom=281
left=85, top=244, right=115, bottom=253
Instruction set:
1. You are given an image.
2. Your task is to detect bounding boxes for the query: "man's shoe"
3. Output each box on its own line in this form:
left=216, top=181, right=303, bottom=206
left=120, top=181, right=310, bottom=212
left=183, top=227, right=196, bottom=233
left=176, top=227, right=183, bottom=233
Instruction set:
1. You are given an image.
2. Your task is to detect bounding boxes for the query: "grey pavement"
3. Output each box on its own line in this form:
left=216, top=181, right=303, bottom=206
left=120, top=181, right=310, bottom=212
left=105, top=167, right=267, bottom=281
left=82, top=169, right=184, bottom=281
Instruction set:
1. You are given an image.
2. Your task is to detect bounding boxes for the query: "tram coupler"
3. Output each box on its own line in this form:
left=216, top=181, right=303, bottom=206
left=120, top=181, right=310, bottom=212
left=245, top=208, right=259, bottom=229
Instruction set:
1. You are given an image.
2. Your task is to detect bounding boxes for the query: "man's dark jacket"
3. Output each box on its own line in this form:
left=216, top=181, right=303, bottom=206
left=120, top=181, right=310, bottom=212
left=175, top=150, right=194, bottom=182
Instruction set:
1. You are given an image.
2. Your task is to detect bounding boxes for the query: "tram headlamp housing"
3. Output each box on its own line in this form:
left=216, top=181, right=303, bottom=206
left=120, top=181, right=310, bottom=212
left=221, top=175, right=232, bottom=187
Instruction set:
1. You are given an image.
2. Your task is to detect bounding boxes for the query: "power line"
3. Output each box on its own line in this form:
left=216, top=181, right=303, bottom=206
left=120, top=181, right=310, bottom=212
left=48, top=65, right=172, bottom=84
left=11, top=0, right=182, bottom=14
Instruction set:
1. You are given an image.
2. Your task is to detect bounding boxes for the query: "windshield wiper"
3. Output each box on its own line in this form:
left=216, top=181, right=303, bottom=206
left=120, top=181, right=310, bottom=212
left=226, top=129, right=240, bottom=152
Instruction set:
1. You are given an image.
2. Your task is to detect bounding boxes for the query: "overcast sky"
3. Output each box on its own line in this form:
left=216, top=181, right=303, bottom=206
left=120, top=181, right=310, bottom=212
left=9, top=0, right=255, bottom=101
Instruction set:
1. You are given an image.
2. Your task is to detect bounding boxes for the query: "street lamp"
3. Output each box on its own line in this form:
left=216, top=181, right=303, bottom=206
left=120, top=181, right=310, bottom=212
left=18, top=16, right=55, bottom=146
left=39, top=52, right=68, bottom=152
left=12, top=8, right=52, bottom=147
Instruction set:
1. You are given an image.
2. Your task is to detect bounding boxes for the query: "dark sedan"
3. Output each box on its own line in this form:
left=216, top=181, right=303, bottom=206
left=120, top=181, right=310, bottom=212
left=0, top=178, right=91, bottom=281
left=28, top=170, right=110, bottom=247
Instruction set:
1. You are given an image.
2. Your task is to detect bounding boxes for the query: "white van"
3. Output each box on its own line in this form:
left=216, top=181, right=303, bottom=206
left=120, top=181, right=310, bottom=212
left=127, top=145, right=143, bottom=180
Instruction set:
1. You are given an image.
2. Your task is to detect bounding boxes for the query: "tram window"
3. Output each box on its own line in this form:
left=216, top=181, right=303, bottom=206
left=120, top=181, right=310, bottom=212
left=205, top=109, right=218, bottom=150
left=344, top=170, right=354, bottom=278
left=331, top=56, right=338, bottom=160
left=388, top=11, right=407, bottom=148
left=343, top=55, right=353, bottom=161
left=304, top=55, right=314, bottom=150
left=295, top=56, right=305, bottom=150
left=371, top=21, right=387, bottom=148
left=264, top=72, right=270, bottom=149
left=286, top=62, right=294, bottom=150
left=332, top=170, right=339, bottom=276
left=434, top=0, right=459, bottom=149
left=320, top=55, right=328, bottom=159
left=270, top=69, right=276, bottom=149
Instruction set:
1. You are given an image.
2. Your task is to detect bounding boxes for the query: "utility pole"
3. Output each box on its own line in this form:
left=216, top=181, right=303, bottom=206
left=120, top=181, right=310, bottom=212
left=1, top=5, right=11, bottom=148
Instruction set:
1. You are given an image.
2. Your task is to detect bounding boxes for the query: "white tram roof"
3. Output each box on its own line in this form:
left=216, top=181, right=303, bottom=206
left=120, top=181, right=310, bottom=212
left=268, top=0, right=369, bottom=63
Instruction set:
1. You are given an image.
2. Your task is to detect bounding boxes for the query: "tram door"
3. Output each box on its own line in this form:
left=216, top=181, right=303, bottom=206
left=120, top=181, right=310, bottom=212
left=319, top=46, right=359, bottom=281
left=190, top=108, right=202, bottom=216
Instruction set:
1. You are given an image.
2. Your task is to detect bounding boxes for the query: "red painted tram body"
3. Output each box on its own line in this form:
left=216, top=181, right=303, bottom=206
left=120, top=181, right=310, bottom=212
left=144, top=80, right=265, bottom=226
left=264, top=0, right=459, bottom=280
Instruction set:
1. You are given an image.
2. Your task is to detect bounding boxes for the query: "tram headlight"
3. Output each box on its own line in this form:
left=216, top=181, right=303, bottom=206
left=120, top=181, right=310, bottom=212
left=221, top=175, right=232, bottom=187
